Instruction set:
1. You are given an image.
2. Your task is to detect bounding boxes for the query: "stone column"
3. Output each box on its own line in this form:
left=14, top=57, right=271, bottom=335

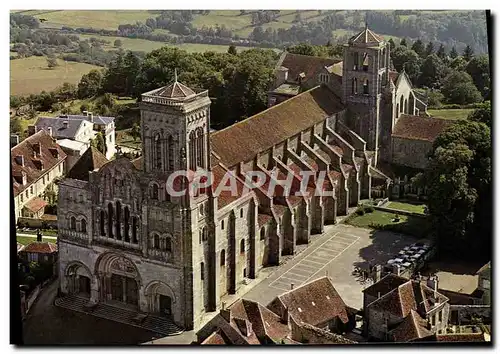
left=90, top=275, right=99, bottom=304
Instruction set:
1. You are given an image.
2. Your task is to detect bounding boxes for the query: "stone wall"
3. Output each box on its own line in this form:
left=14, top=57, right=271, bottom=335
left=391, top=137, right=432, bottom=170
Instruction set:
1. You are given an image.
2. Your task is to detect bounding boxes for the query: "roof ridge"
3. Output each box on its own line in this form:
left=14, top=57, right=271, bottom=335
left=211, top=85, right=324, bottom=137
left=277, top=276, right=331, bottom=298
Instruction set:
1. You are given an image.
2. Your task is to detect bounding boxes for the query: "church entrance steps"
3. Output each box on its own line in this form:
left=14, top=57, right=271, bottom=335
left=54, top=295, right=183, bottom=336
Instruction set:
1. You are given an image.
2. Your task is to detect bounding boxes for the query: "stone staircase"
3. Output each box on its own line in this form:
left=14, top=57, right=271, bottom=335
left=54, top=295, right=183, bottom=336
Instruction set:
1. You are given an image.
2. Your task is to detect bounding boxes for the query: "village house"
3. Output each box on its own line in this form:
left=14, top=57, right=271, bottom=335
left=55, top=26, right=456, bottom=333
left=19, top=239, right=58, bottom=265
left=363, top=274, right=450, bottom=342
left=33, top=111, right=116, bottom=165
left=11, top=130, right=67, bottom=222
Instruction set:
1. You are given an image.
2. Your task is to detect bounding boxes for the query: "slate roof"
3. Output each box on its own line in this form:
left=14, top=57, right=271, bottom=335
left=390, top=309, right=433, bottom=342
left=280, top=53, right=341, bottom=84
left=64, top=114, right=114, bottom=125
left=22, top=241, right=57, bottom=254
left=66, top=146, right=109, bottom=181
left=349, top=26, right=383, bottom=45
left=24, top=197, right=48, bottom=213
left=392, top=115, right=453, bottom=142
left=35, top=116, right=84, bottom=140
left=211, top=86, right=344, bottom=168
left=272, top=277, right=350, bottom=327
left=11, top=130, right=66, bottom=197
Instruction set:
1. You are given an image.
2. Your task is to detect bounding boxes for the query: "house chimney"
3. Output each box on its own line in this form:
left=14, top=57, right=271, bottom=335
left=63, top=121, right=69, bottom=129
left=21, top=171, right=27, bottom=185
left=290, top=283, right=294, bottom=290
left=47, top=127, right=53, bottom=137
left=28, top=125, right=36, bottom=136
left=10, top=134, right=19, bottom=147
left=15, top=155, right=24, bottom=166
left=34, top=142, right=42, bottom=156
left=220, top=302, right=231, bottom=322
left=282, top=306, right=289, bottom=325
left=378, top=292, right=381, bottom=299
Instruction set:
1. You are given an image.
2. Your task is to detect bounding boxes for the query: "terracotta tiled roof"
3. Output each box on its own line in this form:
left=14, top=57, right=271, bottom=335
left=66, top=146, right=108, bottom=181
left=392, top=115, right=453, bottom=142
left=22, top=241, right=57, bottom=254
left=154, top=81, right=196, bottom=99
left=390, top=309, right=432, bottom=342
left=258, top=213, right=272, bottom=228
left=363, top=273, right=409, bottom=299
left=131, top=156, right=143, bottom=171
left=210, top=86, right=344, bottom=167
left=274, top=277, right=350, bottom=327
left=24, top=197, right=48, bottom=213
left=212, top=164, right=248, bottom=209
left=201, top=330, right=228, bottom=345
left=11, top=130, right=66, bottom=196
left=349, top=26, right=383, bottom=45
left=298, top=322, right=357, bottom=344
left=435, top=333, right=486, bottom=342
left=280, top=53, right=340, bottom=83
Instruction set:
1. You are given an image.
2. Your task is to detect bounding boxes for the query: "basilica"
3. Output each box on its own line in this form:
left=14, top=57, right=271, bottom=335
left=57, top=26, right=451, bottom=331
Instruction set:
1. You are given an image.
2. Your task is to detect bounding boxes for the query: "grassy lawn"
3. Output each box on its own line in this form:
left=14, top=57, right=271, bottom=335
left=78, top=34, right=259, bottom=54
left=10, top=56, right=100, bottom=96
left=18, top=228, right=58, bottom=236
left=23, top=10, right=153, bottom=31
left=428, top=108, right=473, bottom=120
left=345, top=210, right=431, bottom=238
left=387, top=201, right=426, bottom=214
left=192, top=11, right=253, bottom=31
left=116, top=129, right=142, bottom=150
left=17, top=236, right=57, bottom=245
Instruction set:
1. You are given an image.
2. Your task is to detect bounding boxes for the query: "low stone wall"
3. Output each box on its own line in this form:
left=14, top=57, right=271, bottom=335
left=17, top=216, right=58, bottom=229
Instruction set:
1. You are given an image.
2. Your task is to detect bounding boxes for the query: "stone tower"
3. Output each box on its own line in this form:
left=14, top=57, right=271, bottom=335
left=342, top=24, right=390, bottom=165
left=139, top=76, right=214, bottom=329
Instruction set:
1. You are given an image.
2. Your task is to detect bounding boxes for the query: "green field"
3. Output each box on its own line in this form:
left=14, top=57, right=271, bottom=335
left=346, top=210, right=410, bottom=229
left=428, top=108, right=473, bottom=120
left=386, top=201, right=426, bottom=214
left=10, top=56, right=100, bottom=96
left=78, top=34, right=260, bottom=54
left=13, top=10, right=154, bottom=31
left=17, top=236, right=57, bottom=245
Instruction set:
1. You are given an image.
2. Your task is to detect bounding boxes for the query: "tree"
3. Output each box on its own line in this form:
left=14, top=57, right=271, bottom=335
left=466, top=55, right=490, bottom=98
left=10, top=95, right=23, bottom=108
left=113, top=39, right=122, bottom=48
left=80, top=103, right=90, bottom=114
left=418, top=120, right=491, bottom=259
left=424, top=41, right=434, bottom=57
left=91, top=131, right=106, bottom=155
left=294, top=13, right=302, bottom=23
left=441, top=70, right=483, bottom=105
left=227, top=45, right=237, bottom=55
left=449, top=46, right=458, bottom=59
left=436, top=44, right=446, bottom=59
left=77, top=69, right=103, bottom=99
left=391, top=47, right=421, bottom=83
left=10, top=118, right=22, bottom=134
left=130, top=122, right=141, bottom=142
left=46, top=56, right=58, bottom=69
left=400, top=38, right=407, bottom=47
left=468, top=101, right=491, bottom=128
left=418, top=54, right=446, bottom=88
left=463, top=45, right=474, bottom=61
left=411, top=39, right=425, bottom=57
left=388, top=38, right=396, bottom=50
left=426, top=90, right=445, bottom=107
left=286, top=43, right=316, bottom=57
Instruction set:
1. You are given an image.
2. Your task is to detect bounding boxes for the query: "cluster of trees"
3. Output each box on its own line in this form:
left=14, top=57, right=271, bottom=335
left=250, top=10, right=281, bottom=25
left=415, top=103, right=491, bottom=259
left=285, top=42, right=343, bottom=59
left=75, top=47, right=278, bottom=129
left=390, top=38, right=490, bottom=105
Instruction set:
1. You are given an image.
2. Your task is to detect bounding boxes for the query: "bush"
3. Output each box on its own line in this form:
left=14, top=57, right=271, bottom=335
left=355, top=207, right=365, bottom=216
left=364, top=205, right=375, bottom=213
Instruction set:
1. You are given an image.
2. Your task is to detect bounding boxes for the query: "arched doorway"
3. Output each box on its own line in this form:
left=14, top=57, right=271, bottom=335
left=66, top=262, right=92, bottom=298
left=95, top=253, right=140, bottom=308
left=144, top=281, right=176, bottom=318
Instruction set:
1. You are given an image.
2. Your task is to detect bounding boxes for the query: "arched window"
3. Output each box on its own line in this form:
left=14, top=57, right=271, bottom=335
left=404, top=98, right=408, bottom=114
left=362, top=52, right=369, bottom=72
left=352, top=78, right=358, bottom=95
left=260, top=227, right=266, bottom=240
left=154, top=234, right=160, bottom=249
left=167, top=135, right=174, bottom=171
left=352, top=52, right=359, bottom=70
left=363, top=79, right=369, bottom=94
left=116, top=201, right=122, bottom=240
left=151, top=183, right=159, bottom=200
left=221, top=220, right=224, bottom=230
left=201, top=262, right=205, bottom=281
left=220, top=250, right=226, bottom=266
left=70, top=216, right=76, bottom=230
left=189, top=131, right=196, bottom=171
left=196, top=128, right=204, bottom=168
left=100, top=210, right=105, bottom=236
left=132, top=217, right=138, bottom=244
left=240, top=208, right=244, bottom=218
left=124, top=207, right=130, bottom=242
left=108, top=203, right=113, bottom=238
left=396, top=104, right=400, bottom=118
left=400, top=95, right=404, bottom=114
left=240, top=239, right=245, bottom=254
left=81, top=218, right=87, bottom=233
left=165, top=237, right=172, bottom=252
left=202, top=227, right=208, bottom=241
left=155, top=134, right=162, bottom=170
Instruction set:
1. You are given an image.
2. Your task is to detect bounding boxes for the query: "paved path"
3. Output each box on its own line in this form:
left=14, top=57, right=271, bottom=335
left=243, top=223, right=419, bottom=310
